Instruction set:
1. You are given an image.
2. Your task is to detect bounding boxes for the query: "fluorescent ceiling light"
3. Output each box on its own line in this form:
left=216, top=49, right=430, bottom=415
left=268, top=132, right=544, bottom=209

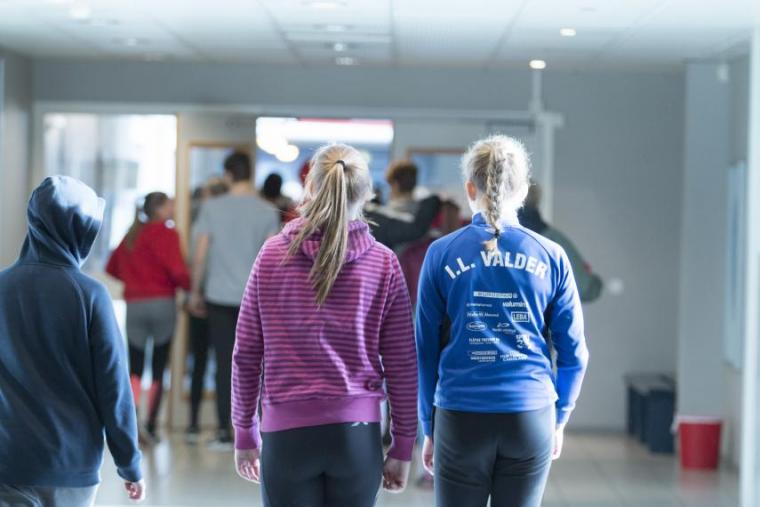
left=323, top=24, right=349, bottom=33
left=305, top=0, right=345, bottom=9
left=336, top=56, right=357, bottom=66
left=257, top=117, right=394, bottom=146
left=560, top=28, right=577, bottom=37
left=333, top=42, right=348, bottom=52
left=529, top=59, right=547, bottom=70
left=288, top=32, right=389, bottom=45
left=69, top=4, right=91, bottom=20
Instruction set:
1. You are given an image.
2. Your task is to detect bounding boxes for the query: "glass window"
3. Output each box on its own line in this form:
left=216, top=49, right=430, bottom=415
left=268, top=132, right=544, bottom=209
left=43, top=113, right=177, bottom=333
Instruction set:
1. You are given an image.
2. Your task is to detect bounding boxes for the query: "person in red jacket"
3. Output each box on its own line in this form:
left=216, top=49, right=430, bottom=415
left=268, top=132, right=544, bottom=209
left=106, top=192, right=190, bottom=442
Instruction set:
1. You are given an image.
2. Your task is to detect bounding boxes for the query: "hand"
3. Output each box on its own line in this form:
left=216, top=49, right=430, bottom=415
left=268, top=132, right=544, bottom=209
left=382, top=456, right=411, bottom=493
left=124, top=479, right=145, bottom=502
left=421, top=436, right=434, bottom=476
left=552, top=424, right=565, bottom=460
left=235, top=448, right=261, bottom=483
left=188, top=292, right=207, bottom=318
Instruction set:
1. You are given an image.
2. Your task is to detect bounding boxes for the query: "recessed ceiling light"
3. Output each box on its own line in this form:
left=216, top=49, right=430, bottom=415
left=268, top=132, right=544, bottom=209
left=333, top=42, right=348, bottom=52
left=69, top=4, right=91, bottom=20
left=336, top=56, right=357, bottom=66
left=124, top=37, right=139, bottom=47
left=304, top=0, right=345, bottom=9
left=529, top=59, right=547, bottom=70
left=560, top=28, right=577, bottom=37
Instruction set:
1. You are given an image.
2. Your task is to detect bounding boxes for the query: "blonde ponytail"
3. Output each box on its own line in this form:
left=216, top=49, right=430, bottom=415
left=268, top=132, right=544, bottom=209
left=288, top=145, right=372, bottom=306
left=462, top=135, right=531, bottom=251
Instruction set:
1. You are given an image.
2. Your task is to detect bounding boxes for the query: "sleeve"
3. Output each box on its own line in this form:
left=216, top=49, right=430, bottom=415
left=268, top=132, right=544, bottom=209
left=88, top=285, right=142, bottom=482
left=379, top=255, right=419, bottom=461
left=548, top=250, right=590, bottom=426
left=231, top=254, right=265, bottom=450
left=105, top=244, right=123, bottom=280
left=267, top=208, right=281, bottom=236
left=415, top=245, right=446, bottom=438
left=367, top=195, right=441, bottom=249
left=156, top=228, right=191, bottom=291
left=194, top=202, right=211, bottom=237
left=547, top=228, right=603, bottom=303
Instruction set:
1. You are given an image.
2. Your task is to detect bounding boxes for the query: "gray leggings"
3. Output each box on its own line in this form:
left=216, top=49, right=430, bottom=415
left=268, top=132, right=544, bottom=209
left=434, top=405, right=555, bottom=507
left=0, top=484, right=98, bottom=507
left=126, top=298, right=176, bottom=350
left=261, top=422, right=383, bottom=507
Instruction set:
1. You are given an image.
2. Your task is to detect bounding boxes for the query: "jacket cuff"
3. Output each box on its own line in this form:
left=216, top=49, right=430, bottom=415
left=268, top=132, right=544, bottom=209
left=234, top=425, right=262, bottom=450
left=117, top=460, right=142, bottom=483
left=556, top=406, right=572, bottom=426
left=387, top=435, right=416, bottom=461
left=421, top=419, right=433, bottom=438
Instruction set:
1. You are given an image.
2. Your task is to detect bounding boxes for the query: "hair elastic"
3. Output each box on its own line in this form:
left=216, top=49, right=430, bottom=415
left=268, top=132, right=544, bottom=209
left=335, top=160, right=347, bottom=170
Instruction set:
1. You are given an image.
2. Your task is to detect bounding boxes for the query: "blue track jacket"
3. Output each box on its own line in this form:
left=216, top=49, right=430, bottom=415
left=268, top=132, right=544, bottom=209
left=416, top=213, right=589, bottom=437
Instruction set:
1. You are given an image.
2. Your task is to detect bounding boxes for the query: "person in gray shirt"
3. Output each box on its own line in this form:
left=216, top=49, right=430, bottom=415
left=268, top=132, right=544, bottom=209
left=189, top=152, right=280, bottom=448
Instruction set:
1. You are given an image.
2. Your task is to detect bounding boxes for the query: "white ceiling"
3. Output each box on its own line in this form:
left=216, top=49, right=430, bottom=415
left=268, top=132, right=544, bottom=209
left=0, top=0, right=757, bottom=69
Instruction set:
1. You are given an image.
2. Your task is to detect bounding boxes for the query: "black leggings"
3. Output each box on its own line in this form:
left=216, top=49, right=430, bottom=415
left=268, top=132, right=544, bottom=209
left=206, top=303, right=239, bottom=433
left=434, top=405, right=555, bottom=507
left=261, top=423, right=383, bottom=507
left=188, top=314, right=210, bottom=428
left=128, top=341, right=171, bottom=427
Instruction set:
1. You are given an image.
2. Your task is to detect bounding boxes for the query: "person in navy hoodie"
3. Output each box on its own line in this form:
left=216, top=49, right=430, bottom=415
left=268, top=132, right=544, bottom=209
left=416, top=136, right=589, bottom=507
left=0, top=176, right=145, bottom=506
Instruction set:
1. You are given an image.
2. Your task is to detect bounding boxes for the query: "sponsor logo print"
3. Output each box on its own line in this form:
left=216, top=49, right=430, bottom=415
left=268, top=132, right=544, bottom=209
left=511, top=311, right=530, bottom=322
left=466, top=321, right=487, bottom=332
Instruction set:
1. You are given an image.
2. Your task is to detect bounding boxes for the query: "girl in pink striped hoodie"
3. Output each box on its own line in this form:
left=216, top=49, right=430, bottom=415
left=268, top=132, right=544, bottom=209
left=231, top=143, right=418, bottom=506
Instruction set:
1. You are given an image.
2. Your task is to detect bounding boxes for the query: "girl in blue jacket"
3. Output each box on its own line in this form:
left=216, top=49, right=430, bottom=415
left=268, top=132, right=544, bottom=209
left=416, top=135, right=589, bottom=507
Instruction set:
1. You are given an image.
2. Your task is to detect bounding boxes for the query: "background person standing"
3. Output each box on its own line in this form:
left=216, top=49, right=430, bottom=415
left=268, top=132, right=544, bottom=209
left=186, top=178, right=229, bottom=443
left=106, top=191, right=190, bottom=443
left=189, top=152, right=280, bottom=449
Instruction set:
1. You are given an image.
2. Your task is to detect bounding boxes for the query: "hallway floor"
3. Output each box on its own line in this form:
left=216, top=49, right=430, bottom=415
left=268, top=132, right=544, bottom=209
left=95, top=432, right=739, bottom=507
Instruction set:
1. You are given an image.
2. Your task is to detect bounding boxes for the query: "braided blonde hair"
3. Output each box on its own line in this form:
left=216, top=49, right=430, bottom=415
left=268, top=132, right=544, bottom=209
left=461, top=135, right=531, bottom=251
left=288, top=144, right=373, bottom=305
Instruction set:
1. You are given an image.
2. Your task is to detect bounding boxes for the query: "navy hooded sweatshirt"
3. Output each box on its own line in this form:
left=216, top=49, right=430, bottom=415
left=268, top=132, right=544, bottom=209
left=0, top=176, right=142, bottom=487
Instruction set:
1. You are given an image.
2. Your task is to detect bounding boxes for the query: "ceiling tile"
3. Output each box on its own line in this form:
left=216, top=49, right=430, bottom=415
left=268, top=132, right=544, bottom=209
left=0, top=0, right=756, bottom=67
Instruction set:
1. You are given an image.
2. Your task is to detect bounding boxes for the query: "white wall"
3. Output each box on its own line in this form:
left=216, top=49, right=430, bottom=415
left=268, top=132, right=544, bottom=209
left=740, top=28, right=760, bottom=507
left=678, top=63, right=732, bottom=420
left=678, top=59, right=757, bottom=469
left=724, top=55, right=751, bottom=468
left=545, top=71, right=684, bottom=429
left=32, top=59, right=686, bottom=429
left=0, top=48, right=32, bottom=267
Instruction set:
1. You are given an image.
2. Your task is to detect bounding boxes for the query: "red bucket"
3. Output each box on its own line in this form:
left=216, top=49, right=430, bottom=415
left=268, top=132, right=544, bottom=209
left=678, top=416, right=722, bottom=470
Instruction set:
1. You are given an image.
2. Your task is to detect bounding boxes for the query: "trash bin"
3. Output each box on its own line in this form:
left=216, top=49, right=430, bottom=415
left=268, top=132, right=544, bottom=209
left=678, top=416, right=722, bottom=470
left=625, top=373, right=676, bottom=454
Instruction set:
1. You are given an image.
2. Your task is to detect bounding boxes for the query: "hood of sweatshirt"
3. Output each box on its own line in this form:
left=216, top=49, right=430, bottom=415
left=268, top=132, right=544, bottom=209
left=19, top=176, right=105, bottom=267
left=282, top=217, right=376, bottom=263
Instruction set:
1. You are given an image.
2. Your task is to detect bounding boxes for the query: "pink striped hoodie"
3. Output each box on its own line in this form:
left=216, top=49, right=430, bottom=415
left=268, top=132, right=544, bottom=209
left=232, top=218, right=418, bottom=461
